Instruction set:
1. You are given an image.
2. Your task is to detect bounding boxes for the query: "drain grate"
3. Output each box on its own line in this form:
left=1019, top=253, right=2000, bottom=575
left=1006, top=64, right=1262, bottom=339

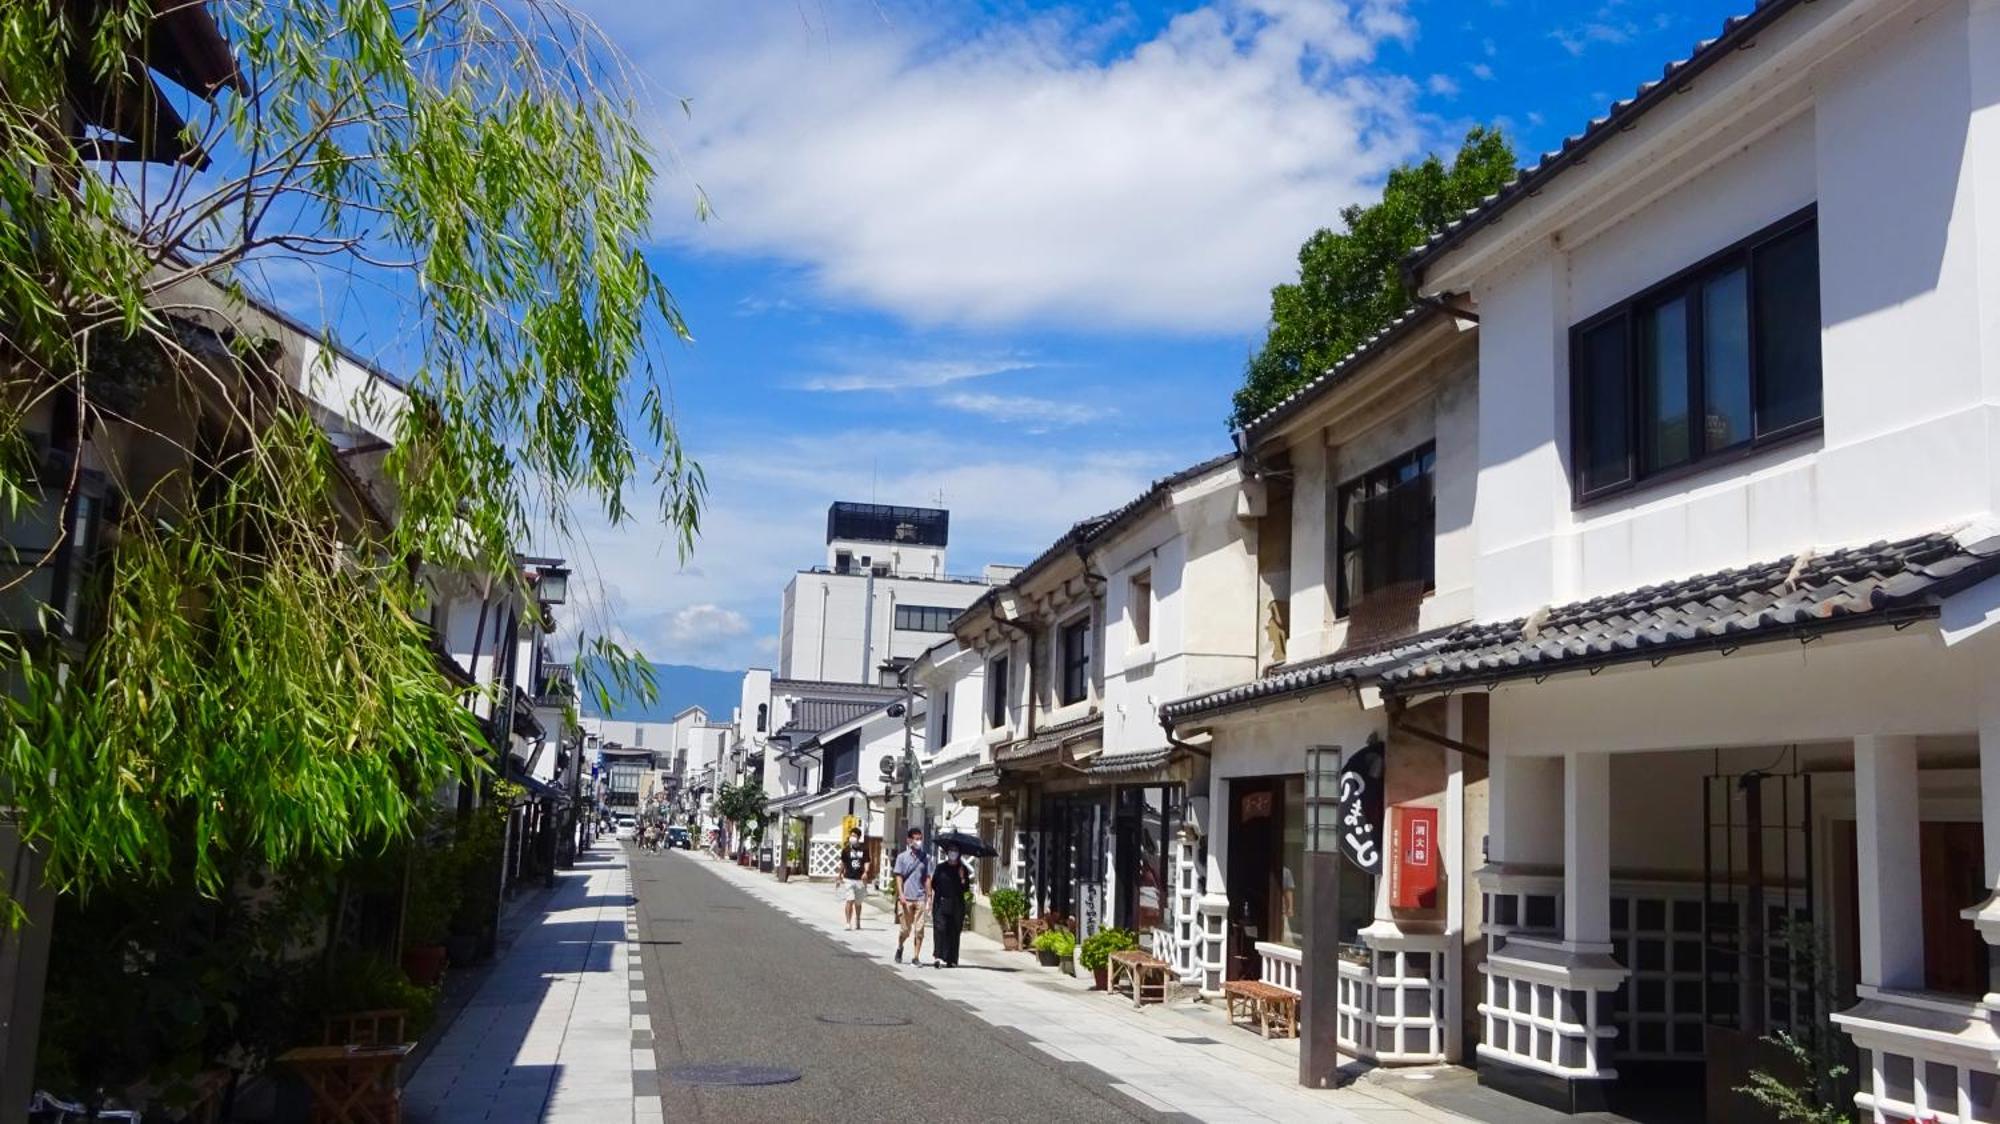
left=665, top=1063, right=802, bottom=1087
left=815, top=1013, right=911, bottom=1027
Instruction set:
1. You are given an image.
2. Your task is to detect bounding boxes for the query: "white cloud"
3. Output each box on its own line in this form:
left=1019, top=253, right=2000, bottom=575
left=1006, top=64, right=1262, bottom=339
left=795, top=356, right=1037, bottom=393
left=1426, top=73, right=1459, bottom=97
left=662, top=604, right=751, bottom=643
left=1552, top=20, right=1634, bottom=56
left=602, top=0, right=1428, bottom=333
left=938, top=391, right=1108, bottom=428
left=1469, top=62, right=1494, bottom=81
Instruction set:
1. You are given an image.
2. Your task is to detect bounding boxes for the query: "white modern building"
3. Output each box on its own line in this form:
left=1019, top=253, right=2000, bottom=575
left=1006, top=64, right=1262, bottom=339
left=777, top=501, right=1015, bottom=684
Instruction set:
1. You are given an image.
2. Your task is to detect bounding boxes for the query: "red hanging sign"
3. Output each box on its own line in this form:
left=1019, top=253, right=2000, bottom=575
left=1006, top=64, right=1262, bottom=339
left=1388, top=805, right=1440, bottom=910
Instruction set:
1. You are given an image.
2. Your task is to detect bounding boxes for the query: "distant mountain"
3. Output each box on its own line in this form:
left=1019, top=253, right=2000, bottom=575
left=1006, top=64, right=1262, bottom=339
left=578, top=658, right=742, bottom=724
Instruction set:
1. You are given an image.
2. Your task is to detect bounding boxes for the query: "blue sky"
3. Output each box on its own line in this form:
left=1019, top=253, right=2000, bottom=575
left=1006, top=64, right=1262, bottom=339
left=263, top=0, right=1750, bottom=673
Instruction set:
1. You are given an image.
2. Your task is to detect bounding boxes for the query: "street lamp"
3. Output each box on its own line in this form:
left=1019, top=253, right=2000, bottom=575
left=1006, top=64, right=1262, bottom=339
left=535, top=566, right=570, bottom=605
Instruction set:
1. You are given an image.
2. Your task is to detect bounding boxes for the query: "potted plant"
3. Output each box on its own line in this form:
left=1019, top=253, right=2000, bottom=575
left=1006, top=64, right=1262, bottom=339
left=990, top=888, right=1029, bottom=950
left=1080, top=927, right=1140, bottom=991
left=1032, top=927, right=1075, bottom=970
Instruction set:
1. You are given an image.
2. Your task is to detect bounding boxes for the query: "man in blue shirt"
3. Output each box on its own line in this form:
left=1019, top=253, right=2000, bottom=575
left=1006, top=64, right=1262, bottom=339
left=891, top=826, right=931, bottom=966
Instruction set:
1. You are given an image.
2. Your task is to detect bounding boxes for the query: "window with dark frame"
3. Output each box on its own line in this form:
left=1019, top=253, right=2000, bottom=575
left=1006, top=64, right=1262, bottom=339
left=893, top=603, right=956, bottom=632
left=1334, top=443, right=1436, bottom=619
left=1058, top=615, right=1090, bottom=705
left=1571, top=209, right=1823, bottom=503
left=986, top=654, right=1010, bottom=729
left=0, top=464, right=111, bottom=639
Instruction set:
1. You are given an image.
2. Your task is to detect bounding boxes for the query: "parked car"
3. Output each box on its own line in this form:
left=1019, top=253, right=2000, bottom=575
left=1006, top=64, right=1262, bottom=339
left=614, top=814, right=636, bottom=839
left=665, top=826, right=691, bottom=850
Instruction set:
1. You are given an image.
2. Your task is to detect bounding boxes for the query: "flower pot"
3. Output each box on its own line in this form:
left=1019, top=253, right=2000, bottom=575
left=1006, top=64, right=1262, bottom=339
left=1002, top=934, right=1020, bottom=952
left=1091, top=964, right=1108, bottom=990
left=1059, top=955, right=1076, bottom=978
left=1037, top=948, right=1060, bottom=968
left=402, top=943, right=448, bottom=986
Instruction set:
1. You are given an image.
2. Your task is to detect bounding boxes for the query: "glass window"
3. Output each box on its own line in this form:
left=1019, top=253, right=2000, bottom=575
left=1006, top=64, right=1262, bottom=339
left=1754, top=223, right=1823, bottom=434
left=1640, top=295, right=1692, bottom=473
left=1333, top=444, right=1436, bottom=617
left=986, top=654, right=1009, bottom=728
left=893, top=604, right=955, bottom=632
left=1569, top=211, right=1822, bottom=501
left=1575, top=316, right=1632, bottom=495
left=1058, top=616, right=1090, bottom=705
left=1701, top=267, right=1752, bottom=452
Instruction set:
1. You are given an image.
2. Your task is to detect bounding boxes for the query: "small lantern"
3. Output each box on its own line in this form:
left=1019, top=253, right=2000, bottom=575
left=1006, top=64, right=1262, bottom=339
left=536, top=566, right=570, bottom=605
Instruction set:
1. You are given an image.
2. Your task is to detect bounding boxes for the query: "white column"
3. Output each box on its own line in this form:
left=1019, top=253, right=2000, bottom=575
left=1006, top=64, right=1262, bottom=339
left=1564, top=752, right=1611, bottom=947
left=1444, top=696, right=1467, bottom=1064
left=1981, top=697, right=2000, bottom=908
left=1854, top=735, right=1923, bottom=990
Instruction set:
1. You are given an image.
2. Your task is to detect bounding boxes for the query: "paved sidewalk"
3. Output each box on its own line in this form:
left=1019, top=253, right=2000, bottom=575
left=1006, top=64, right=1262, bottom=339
left=687, top=852, right=1471, bottom=1124
left=405, top=846, right=655, bottom=1124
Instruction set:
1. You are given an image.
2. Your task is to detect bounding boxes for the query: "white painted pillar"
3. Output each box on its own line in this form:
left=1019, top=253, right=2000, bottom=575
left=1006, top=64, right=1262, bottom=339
left=1981, top=697, right=2000, bottom=906
left=1563, top=752, right=1612, bottom=947
left=1854, top=735, right=1923, bottom=990
left=1444, top=696, right=1467, bottom=1064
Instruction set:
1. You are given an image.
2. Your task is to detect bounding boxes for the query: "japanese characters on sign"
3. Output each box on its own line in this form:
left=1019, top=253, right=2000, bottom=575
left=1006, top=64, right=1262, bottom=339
left=1336, top=741, right=1385, bottom=875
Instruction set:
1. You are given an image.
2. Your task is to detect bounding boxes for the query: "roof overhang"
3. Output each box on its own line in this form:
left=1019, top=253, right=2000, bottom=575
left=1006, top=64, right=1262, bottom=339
left=1409, top=0, right=1915, bottom=297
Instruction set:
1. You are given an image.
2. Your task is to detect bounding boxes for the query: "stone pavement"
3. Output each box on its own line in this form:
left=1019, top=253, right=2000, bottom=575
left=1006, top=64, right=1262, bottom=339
left=404, top=845, right=657, bottom=1124
left=687, top=852, right=1473, bottom=1124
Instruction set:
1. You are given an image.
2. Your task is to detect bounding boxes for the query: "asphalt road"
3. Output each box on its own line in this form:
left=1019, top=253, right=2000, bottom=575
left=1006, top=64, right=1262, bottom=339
left=629, top=847, right=1167, bottom=1123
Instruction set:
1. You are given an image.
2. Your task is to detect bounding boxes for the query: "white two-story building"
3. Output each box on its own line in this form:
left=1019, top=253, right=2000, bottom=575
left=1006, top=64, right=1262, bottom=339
left=1373, top=0, right=2000, bottom=1116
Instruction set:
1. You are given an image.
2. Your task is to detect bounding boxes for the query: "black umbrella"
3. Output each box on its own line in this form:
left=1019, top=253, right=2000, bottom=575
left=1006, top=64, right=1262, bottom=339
left=931, top=831, right=998, bottom=858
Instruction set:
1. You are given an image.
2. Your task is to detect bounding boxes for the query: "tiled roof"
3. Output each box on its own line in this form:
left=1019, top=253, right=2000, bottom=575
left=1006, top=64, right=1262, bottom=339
left=1238, top=306, right=1439, bottom=438
left=1080, top=747, right=1177, bottom=777
left=771, top=678, right=904, bottom=698
left=1404, top=0, right=1808, bottom=285
left=1387, top=530, right=2000, bottom=690
left=1159, top=629, right=1457, bottom=723
left=994, top=714, right=1104, bottom=764
left=1160, top=529, right=2000, bottom=719
left=776, top=698, right=892, bottom=741
left=950, top=452, right=1238, bottom=633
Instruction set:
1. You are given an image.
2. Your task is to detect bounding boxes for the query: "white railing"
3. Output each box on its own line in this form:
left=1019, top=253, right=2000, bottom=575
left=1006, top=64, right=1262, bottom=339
left=1354, top=932, right=1451, bottom=1064
left=1257, top=941, right=1302, bottom=994
left=1338, top=957, right=1377, bottom=1056
left=1476, top=934, right=1625, bottom=1081
left=1197, top=894, right=1229, bottom=997
left=1832, top=988, right=2000, bottom=1124
left=1174, top=833, right=1203, bottom=982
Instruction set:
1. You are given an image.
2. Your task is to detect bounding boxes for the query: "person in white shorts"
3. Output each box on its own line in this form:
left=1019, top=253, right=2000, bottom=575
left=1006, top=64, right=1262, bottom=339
left=836, top=828, right=872, bottom=930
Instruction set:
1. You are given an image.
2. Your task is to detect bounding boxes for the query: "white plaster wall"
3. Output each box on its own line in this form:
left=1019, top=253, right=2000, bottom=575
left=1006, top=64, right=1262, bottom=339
left=780, top=571, right=989, bottom=683
left=1101, top=467, right=1259, bottom=756
left=1466, top=3, right=2000, bottom=621
left=1201, top=702, right=1385, bottom=898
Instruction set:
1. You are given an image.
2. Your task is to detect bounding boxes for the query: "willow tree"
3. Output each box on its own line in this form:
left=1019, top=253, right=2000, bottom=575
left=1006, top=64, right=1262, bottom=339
left=0, top=0, right=700, bottom=902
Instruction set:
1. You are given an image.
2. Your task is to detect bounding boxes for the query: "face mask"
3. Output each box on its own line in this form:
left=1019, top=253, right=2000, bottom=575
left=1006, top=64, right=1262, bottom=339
left=909, top=840, right=922, bottom=851
left=849, top=835, right=861, bottom=844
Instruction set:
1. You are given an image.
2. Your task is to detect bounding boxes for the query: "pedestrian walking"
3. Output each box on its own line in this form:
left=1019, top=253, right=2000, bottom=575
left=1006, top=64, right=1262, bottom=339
left=930, top=844, right=970, bottom=967
left=837, top=828, right=871, bottom=930
left=891, top=826, right=930, bottom=966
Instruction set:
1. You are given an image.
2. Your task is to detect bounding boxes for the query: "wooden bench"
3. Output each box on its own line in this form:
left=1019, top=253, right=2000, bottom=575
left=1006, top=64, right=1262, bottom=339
left=1222, top=979, right=1300, bottom=1039
left=1108, top=950, right=1174, bottom=1007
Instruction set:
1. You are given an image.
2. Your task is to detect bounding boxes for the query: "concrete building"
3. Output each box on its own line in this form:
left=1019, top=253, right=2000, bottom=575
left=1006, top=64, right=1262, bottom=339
left=777, top=501, right=1015, bottom=684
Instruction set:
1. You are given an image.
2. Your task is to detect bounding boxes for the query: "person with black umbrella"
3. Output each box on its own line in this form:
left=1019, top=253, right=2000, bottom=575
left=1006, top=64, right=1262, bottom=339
left=929, top=841, right=971, bottom=967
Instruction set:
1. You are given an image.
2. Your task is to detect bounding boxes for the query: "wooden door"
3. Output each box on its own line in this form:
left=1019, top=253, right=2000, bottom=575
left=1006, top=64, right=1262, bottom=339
left=1921, top=821, right=1987, bottom=996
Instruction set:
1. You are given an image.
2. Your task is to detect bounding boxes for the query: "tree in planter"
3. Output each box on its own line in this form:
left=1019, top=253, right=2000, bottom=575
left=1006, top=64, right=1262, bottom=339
left=714, top=780, right=769, bottom=859
left=989, top=887, right=1029, bottom=947
left=1079, top=927, right=1140, bottom=989
left=0, top=0, right=703, bottom=914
